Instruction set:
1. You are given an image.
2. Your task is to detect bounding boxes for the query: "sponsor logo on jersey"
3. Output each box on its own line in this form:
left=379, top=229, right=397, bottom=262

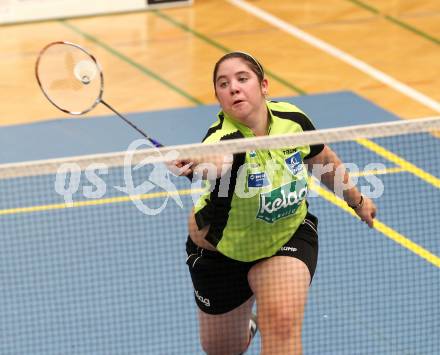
left=248, top=172, right=270, bottom=188
left=257, top=180, right=307, bottom=223
left=285, top=151, right=304, bottom=176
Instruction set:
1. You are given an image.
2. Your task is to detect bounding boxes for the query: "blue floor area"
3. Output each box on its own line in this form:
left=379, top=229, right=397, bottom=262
left=1, top=169, right=439, bottom=354
left=1, top=91, right=439, bottom=354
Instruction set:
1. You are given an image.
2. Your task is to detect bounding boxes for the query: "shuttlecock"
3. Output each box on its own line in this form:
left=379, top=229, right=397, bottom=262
left=73, top=60, right=97, bottom=85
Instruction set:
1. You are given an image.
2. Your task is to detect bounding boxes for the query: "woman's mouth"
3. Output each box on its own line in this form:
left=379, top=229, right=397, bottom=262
left=232, top=99, right=244, bottom=106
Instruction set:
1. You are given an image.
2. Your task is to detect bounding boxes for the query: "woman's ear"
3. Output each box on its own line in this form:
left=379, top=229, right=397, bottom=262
left=261, top=78, right=269, bottom=95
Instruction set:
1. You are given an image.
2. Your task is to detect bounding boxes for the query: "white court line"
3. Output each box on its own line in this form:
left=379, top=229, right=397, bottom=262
left=228, top=0, right=440, bottom=114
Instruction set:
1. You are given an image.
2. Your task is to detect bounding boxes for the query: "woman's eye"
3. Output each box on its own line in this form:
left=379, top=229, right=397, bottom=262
left=238, top=77, right=248, bottom=82
left=219, top=81, right=228, bottom=88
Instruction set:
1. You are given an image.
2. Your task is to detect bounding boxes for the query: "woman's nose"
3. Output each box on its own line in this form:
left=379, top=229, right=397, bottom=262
left=229, top=80, right=240, bottom=94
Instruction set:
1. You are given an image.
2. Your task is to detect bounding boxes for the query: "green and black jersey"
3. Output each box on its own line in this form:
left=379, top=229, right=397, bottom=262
left=194, top=101, right=324, bottom=262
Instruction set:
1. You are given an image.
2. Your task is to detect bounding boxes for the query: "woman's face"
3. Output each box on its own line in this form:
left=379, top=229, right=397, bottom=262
left=214, top=58, right=268, bottom=124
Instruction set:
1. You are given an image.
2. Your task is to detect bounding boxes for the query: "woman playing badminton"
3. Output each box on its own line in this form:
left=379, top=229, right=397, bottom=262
left=179, top=52, right=376, bottom=355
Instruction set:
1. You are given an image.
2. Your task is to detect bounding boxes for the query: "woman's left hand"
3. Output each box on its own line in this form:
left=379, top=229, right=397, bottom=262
left=353, top=196, right=376, bottom=228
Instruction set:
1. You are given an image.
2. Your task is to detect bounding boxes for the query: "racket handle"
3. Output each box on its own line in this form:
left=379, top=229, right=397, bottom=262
left=148, top=137, right=163, bottom=148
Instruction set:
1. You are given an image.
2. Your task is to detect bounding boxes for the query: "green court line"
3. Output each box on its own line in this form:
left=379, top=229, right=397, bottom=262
left=153, top=9, right=306, bottom=95
left=347, top=0, right=440, bottom=46
left=384, top=15, right=440, bottom=45
left=347, top=0, right=379, bottom=14
left=60, top=20, right=204, bottom=105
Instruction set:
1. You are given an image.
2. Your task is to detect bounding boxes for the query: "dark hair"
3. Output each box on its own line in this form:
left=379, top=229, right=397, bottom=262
left=213, top=52, right=265, bottom=86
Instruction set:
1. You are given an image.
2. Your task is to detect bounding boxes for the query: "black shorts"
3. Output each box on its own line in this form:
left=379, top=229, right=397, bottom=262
left=185, top=213, right=319, bottom=315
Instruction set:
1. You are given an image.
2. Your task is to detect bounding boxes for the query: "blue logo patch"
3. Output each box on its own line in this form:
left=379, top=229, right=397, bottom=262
left=248, top=172, right=270, bottom=188
left=285, top=151, right=304, bottom=176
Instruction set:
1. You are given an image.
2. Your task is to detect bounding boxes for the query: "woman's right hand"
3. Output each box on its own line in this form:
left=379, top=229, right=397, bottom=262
left=167, top=160, right=194, bottom=177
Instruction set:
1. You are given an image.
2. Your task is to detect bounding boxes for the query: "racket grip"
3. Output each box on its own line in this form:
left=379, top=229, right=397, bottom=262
left=149, top=137, right=163, bottom=148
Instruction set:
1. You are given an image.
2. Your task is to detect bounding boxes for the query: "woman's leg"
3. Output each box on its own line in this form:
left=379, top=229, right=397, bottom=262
left=248, top=256, right=311, bottom=355
left=198, top=296, right=255, bottom=355
left=186, top=237, right=257, bottom=354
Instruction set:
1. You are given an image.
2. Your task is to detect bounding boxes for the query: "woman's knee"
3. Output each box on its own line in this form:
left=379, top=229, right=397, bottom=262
left=259, top=307, right=303, bottom=340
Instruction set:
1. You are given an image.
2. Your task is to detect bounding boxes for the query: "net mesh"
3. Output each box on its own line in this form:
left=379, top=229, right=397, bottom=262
left=1, top=117, right=439, bottom=354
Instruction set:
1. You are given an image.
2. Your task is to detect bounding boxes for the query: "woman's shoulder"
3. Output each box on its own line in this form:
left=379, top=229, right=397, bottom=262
left=268, top=100, right=317, bottom=132
left=267, top=100, right=305, bottom=114
left=202, top=114, right=242, bottom=143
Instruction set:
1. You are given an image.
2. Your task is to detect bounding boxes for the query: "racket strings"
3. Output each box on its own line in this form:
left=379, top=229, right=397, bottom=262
left=35, top=41, right=161, bottom=145
left=36, top=42, right=102, bottom=114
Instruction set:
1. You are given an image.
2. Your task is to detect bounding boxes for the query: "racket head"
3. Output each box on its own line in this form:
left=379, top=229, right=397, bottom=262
left=35, top=41, right=104, bottom=115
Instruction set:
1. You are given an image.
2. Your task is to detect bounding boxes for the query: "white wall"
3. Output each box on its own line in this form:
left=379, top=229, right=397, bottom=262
left=0, top=0, right=192, bottom=24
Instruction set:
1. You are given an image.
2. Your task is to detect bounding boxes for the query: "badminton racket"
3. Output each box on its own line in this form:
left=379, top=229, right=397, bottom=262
left=35, top=41, right=163, bottom=148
